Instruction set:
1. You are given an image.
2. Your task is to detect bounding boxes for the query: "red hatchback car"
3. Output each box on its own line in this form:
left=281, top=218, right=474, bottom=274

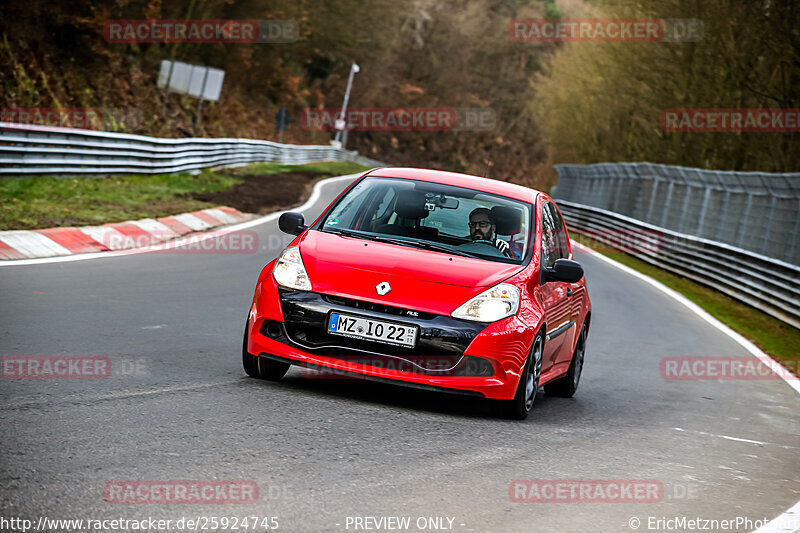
left=243, top=167, right=591, bottom=419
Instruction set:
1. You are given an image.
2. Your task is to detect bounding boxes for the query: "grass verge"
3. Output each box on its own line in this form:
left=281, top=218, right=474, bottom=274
left=574, top=232, right=800, bottom=372
left=0, top=161, right=373, bottom=230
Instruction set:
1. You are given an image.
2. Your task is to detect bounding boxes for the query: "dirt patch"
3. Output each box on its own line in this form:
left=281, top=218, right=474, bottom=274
left=191, top=171, right=324, bottom=215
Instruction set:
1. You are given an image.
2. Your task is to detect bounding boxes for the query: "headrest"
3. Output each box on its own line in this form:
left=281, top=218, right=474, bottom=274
left=394, top=190, right=429, bottom=219
left=491, top=206, right=523, bottom=235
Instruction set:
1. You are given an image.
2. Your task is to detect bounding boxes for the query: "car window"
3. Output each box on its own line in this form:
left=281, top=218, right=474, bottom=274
left=541, top=202, right=559, bottom=269
left=549, top=202, right=571, bottom=260
left=323, top=179, right=373, bottom=229
left=321, top=176, right=533, bottom=264
left=541, top=202, right=570, bottom=271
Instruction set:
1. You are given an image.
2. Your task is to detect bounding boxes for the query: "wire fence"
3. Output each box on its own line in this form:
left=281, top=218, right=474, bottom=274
left=552, top=162, right=800, bottom=266
left=557, top=200, right=800, bottom=329
left=0, top=122, right=383, bottom=176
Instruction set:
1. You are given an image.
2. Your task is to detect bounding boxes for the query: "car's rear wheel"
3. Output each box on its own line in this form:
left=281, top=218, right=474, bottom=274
left=545, top=323, right=587, bottom=398
left=497, top=333, right=543, bottom=420
left=242, top=320, right=290, bottom=381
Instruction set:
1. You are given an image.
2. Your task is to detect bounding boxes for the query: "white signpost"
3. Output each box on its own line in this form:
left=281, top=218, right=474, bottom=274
left=158, top=60, right=225, bottom=133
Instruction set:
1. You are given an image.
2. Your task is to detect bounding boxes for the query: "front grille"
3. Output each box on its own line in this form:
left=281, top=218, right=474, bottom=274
left=321, top=294, right=436, bottom=320
left=279, top=289, right=486, bottom=358
left=262, top=317, right=494, bottom=376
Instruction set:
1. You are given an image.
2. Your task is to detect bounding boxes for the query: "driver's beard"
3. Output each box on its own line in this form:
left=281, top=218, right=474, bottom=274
left=472, top=230, right=493, bottom=241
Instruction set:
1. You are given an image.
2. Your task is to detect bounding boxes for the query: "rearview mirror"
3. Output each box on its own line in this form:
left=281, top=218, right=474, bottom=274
left=544, top=258, right=584, bottom=284
left=278, top=212, right=307, bottom=236
left=423, top=193, right=459, bottom=210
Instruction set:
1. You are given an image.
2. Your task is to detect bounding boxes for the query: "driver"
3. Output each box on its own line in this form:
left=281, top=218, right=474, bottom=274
left=469, top=208, right=511, bottom=255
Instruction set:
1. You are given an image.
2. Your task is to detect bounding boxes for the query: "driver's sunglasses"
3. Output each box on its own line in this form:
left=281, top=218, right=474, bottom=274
left=468, top=221, right=492, bottom=229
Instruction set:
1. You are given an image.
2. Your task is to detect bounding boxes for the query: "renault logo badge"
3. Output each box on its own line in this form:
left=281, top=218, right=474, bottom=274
left=376, top=282, right=391, bottom=295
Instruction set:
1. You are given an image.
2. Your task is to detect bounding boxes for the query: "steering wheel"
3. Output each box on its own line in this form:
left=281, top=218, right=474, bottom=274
left=465, top=239, right=514, bottom=258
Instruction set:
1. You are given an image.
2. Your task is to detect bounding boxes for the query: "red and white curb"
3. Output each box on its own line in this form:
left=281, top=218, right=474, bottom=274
left=0, top=207, right=255, bottom=260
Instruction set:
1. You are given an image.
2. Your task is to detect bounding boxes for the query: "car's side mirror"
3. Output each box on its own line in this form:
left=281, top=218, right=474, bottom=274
left=543, top=258, right=584, bottom=283
left=278, top=212, right=307, bottom=236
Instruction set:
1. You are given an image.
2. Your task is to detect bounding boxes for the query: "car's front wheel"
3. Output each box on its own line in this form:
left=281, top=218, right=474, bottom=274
left=242, top=320, right=290, bottom=381
left=242, top=321, right=260, bottom=378
left=497, top=333, right=543, bottom=420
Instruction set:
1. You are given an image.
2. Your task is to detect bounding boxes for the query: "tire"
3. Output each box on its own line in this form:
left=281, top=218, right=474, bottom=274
left=242, top=320, right=290, bottom=381
left=242, top=320, right=261, bottom=378
left=257, top=355, right=291, bottom=381
left=496, top=333, right=543, bottom=420
left=544, top=323, right=587, bottom=398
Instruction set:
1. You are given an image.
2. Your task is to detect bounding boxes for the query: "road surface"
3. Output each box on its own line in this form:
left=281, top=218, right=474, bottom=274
left=1, top=175, right=798, bottom=533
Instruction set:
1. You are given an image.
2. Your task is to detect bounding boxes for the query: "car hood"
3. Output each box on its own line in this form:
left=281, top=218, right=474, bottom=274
left=299, top=230, right=524, bottom=315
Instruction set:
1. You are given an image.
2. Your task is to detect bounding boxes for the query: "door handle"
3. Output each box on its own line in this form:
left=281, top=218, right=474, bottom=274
left=567, top=288, right=574, bottom=297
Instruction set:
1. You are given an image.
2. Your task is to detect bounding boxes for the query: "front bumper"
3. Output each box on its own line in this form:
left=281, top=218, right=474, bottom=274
left=248, top=284, right=535, bottom=400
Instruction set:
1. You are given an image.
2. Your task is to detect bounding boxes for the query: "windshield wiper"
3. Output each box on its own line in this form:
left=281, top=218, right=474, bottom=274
left=327, top=228, right=421, bottom=249
left=402, top=239, right=480, bottom=258
left=325, top=228, right=479, bottom=258
left=325, top=228, right=395, bottom=243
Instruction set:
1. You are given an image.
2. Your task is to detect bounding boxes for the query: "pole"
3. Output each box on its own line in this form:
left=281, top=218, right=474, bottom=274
left=193, top=68, right=209, bottom=136
left=334, top=63, right=359, bottom=147
left=162, top=61, right=174, bottom=115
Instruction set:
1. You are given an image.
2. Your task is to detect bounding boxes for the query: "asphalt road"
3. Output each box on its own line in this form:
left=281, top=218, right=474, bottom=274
left=1, top=175, right=798, bottom=533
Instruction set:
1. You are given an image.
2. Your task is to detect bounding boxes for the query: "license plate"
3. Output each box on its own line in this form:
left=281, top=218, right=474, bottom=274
left=327, top=312, right=418, bottom=348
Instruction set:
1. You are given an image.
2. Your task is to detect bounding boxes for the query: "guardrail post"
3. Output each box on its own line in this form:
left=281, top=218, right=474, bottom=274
left=757, top=173, right=779, bottom=256
left=787, top=198, right=800, bottom=264
left=696, top=187, right=712, bottom=237
left=678, top=184, right=693, bottom=234
left=761, top=195, right=778, bottom=255
left=714, top=171, right=733, bottom=243
left=716, top=190, right=732, bottom=243
left=646, top=178, right=660, bottom=224
left=661, top=182, right=675, bottom=228
left=735, top=194, right=754, bottom=249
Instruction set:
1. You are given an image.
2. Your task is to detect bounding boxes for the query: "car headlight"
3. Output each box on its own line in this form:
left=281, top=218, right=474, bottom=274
left=272, top=246, right=312, bottom=291
left=451, top=283, right=520, bottom=322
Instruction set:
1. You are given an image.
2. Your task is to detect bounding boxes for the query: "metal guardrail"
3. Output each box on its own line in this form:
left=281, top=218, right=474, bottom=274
left=553, top=162, right=800, bottom=266
left=557, top=200, right=800, bottom=330
left=0, top=122, right=383, bottom=175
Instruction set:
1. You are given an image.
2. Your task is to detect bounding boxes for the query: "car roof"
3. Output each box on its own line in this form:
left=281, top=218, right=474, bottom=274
left=365, top=167, right=541, bottom=203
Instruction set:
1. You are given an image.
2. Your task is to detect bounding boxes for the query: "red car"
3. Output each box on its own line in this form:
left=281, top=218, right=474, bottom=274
left=243, top=167, right=591, bottom=419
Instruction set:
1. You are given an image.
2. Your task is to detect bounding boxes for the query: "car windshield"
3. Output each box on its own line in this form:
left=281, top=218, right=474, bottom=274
left=319, top=176, right=533, bottom=264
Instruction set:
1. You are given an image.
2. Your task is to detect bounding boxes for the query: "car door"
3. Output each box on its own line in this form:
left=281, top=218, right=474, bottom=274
left=549, top=202, right=579, bottom=367
left=539, top=201, right=574, bottom=372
